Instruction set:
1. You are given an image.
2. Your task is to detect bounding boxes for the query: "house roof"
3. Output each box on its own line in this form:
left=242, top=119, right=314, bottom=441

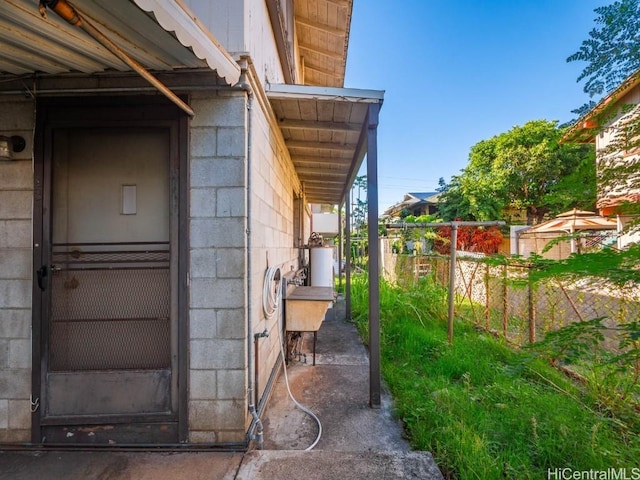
left=381, top=191, right=440, bottom=218
left=266, top=83, right=384, bottom=205
left=294, top=0, right=352, bottom=88
left=562, top=69, right=640, bottom=144
left=0, top=0, right=241, bottom=84
left=407, top=192, right=440, bottom=202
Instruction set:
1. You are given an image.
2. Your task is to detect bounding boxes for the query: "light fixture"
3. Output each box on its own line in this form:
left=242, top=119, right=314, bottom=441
left=0, top=136, right=11, bottom=161
left=0, top=135, right=26, bottom=161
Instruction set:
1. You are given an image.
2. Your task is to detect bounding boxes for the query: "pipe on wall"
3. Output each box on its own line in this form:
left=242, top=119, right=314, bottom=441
left=233, top=66, right=265, bottom=449
left=39, top=0, right=195, bottom=117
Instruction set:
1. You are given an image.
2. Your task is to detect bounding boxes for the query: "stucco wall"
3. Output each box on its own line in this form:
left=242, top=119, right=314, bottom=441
left=0, top=98, right=34, bottom=442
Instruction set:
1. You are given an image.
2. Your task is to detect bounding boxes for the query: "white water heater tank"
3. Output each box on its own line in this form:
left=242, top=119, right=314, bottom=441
left=310, top=246, right=334, bottom=287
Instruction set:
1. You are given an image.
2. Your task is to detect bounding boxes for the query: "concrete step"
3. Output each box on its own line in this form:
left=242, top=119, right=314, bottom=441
left=235, top=450, right=444, bottom=480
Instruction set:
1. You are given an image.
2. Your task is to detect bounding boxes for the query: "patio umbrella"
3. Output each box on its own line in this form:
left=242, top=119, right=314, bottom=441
left=526, top=209, right=617, bottom=253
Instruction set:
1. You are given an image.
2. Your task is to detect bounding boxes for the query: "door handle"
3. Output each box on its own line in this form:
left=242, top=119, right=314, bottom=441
left=37, top=265, right=48, bottom=291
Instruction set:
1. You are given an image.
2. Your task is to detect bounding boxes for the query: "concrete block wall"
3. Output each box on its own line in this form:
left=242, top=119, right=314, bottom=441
left=248, top=91, right=303, bottom=405
left=0, top=99, right=35, bottom=443
left=188, top=90, right=249, bottom=444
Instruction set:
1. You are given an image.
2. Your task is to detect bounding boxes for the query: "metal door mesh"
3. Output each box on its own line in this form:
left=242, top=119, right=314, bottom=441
left=50, top=243, right=171, bottom=371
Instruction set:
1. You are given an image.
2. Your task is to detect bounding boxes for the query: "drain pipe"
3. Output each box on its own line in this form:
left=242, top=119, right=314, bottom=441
left=235, top=67, right=264, bottom=449
left=39, top=0, right=195, bottom=117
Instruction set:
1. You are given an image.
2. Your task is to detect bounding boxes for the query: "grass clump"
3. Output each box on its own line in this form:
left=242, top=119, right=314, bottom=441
left=350, top=275, right=640, bottom=479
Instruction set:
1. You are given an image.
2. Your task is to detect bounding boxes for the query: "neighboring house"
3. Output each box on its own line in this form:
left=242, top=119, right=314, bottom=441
left=382, top=191, right=440, bottom=219
left=563, top=70, right=640, bottom=248
left=0, top=0, right=383, bottom=446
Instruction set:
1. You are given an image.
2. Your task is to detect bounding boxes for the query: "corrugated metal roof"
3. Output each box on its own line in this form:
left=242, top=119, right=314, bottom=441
left=267, top=83, right=383, bottom=205
left=0, top=0, right=240, bottom=84
left=295, top=0, right=352, bottom=88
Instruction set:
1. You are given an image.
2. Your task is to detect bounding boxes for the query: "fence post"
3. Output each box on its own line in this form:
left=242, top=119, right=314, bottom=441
left=502, top=264, right=508, bottom=338
left=528, top=266, right=536, bottom=344
left=447, top=223, right=458, bottom=344
left=484, top=263, right=490, bottom=330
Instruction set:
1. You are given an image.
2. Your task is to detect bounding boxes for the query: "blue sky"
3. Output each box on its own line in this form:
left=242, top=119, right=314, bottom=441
left=344, top=0, right=609, bottom=212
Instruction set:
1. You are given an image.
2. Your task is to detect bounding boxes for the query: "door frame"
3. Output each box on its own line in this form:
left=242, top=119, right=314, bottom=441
left=31, top=96, right=189, bottom=444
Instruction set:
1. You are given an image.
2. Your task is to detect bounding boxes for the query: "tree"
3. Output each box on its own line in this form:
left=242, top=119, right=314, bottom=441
left=524, top=1, right=640, bottom=416
left=567, top=0, right=640, bottom=236
left=567, top=0, right=640, bottom=100
left=350, top=175, right=368, bottom=233
left=438, top=121, right=596, bottom=224
left=436, top=176, right=474, bottom=221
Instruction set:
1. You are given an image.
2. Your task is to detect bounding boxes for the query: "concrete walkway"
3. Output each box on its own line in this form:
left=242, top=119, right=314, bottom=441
left=0, top=299, right=443, bottom=479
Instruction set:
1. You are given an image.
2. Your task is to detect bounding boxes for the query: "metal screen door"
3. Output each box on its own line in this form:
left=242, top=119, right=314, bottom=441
left=38, top=126, right=179, bottom=444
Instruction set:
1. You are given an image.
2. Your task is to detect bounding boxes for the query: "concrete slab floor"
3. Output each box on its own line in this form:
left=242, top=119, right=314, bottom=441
left=0, top=451, right=244, bottom=480
left=261, top=305, right=410, bottom=452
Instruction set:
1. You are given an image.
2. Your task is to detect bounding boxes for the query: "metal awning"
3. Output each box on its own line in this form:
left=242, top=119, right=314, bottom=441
left=266, top=83, right=384, bottom=205
left=0, top=0, right=240, bottom=85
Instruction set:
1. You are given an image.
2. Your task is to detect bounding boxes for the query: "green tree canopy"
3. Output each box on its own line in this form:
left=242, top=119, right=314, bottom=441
left=438, top=120, right=596, bottom=224
left=567, top=0, right=640, bottom=116
left=567, top=0, right=640, bottom=235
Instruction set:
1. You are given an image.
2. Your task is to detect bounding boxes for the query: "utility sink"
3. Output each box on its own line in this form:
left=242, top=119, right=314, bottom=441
left=285, top=286, right=334, bottom=332
left=285, top=286, right=334, bottom=365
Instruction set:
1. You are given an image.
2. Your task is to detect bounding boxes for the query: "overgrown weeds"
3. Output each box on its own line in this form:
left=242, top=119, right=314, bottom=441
left=350, top=274, right=640, bottom=480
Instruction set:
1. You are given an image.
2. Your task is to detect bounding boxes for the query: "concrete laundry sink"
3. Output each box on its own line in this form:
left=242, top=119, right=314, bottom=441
left=285, top=286, right=334, bottom=365
left=285, top=286, right=334, bottom=332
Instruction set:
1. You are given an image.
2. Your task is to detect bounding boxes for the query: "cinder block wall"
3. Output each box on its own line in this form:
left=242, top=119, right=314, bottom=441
left=188, top=90, right=249, bottom=444
left=0, top=99, right=34, bottom=442
left=248, top=91, right=302, bottom=406
left=187, top=84, right=303, bottom=443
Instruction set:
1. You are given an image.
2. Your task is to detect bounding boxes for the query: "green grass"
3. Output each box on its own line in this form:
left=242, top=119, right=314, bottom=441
left=350, top=275, right=640, bottom=480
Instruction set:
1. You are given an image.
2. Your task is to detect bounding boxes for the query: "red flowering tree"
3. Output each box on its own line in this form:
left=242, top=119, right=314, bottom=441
left=434, top=225, right=503, bottom=255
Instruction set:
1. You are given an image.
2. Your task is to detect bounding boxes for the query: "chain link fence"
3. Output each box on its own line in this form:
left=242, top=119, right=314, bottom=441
left=381, top=240, right=640, bottom=352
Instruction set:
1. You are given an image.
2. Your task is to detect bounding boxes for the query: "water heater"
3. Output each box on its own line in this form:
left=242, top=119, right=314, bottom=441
left=310, top=246, right=334, bottom=287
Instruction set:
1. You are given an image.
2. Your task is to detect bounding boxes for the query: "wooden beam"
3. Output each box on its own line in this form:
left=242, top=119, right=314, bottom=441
left=299, top=43, right=343, bottom=60
left=293, top=157, right=351, bottom=166
left=286, top=140, right=354, bottom=152
left=304, top=186, right=341, bottom=197
left=303, top=180, right=344, bottom=186
left=324, top=0, right=350, bottom=7
left=303, top=64, right=343, bottom=79
left=296, top=17, right=345, bottom=37
left=296, top=167, right=347, bottom=177
left=279, top=119, right=359, bottom=132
